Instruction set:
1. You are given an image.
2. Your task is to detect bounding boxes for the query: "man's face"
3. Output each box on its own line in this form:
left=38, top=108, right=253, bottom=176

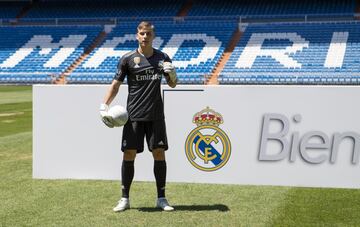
left=136, top=27, right=154, bottom=48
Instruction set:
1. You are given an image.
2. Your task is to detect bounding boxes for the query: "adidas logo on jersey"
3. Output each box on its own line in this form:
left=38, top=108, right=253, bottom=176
left=158, top=141, right=164, bottom=145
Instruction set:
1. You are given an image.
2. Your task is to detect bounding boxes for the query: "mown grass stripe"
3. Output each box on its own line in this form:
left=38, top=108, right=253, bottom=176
left=0, top=102, right=32, bottom=137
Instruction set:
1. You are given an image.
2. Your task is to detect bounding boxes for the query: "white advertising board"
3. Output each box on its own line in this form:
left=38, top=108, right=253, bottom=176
left=33, top=85, right=360, bottom=188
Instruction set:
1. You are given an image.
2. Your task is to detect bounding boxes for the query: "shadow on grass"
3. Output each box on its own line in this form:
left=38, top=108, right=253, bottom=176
left=137, top=204, right=229, bottom=212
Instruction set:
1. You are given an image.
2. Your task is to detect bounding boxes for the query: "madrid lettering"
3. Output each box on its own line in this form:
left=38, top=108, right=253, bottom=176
left=0, top=32, right=350, bottom=69
left=259, top=113, right=360, bottom=164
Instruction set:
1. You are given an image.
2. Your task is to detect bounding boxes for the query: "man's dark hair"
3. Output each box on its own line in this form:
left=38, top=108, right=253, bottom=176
left=137, top=21, right=155, bottom=33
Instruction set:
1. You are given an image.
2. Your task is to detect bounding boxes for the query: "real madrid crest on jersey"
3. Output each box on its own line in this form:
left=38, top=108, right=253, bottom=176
left=133, top=57, right=140, bottom=68
left=185, top=107, right=231, bottom=172
left=158, top=60, right=164, bottom=68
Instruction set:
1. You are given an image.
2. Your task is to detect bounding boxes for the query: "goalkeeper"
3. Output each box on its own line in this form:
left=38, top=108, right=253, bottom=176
left=100, top=21, right=177, bottom=212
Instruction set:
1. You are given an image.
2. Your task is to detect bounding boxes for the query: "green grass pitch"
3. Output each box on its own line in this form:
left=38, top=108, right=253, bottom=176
left=1, top=85, right=360, bottom=226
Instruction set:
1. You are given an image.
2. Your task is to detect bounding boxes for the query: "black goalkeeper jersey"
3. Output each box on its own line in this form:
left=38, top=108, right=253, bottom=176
left=114, top=48, right=171, bottom=121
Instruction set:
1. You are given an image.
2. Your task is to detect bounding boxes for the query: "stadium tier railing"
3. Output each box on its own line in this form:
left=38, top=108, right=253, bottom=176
left=0, top=13, right=359, bottom=26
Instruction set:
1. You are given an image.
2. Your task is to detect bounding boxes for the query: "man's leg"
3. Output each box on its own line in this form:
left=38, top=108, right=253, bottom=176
left=114, top=149, right=137, bottom=212
left=114, top=120, right=145, bottom=212
left=152, top=149, right=174, bottom=211
left=121, top=120, right=144, bottom=199
left=122, top=149, right=137, bottom=198
left=152, top=149, right=166, bottom=198
left=145, top=120, right=173, bottom=211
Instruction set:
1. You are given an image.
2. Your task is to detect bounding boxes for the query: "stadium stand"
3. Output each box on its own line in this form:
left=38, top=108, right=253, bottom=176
left=219, top=22, right=360, bottom=84
left=188, top=0, right=356, bottom=16
left=0, top=0, right=359, bottom=85
left=68, top=19, right=237, bottom=84
left=0, top=1, right=26, bottom=19
left=0, top=19, right=237, bottom=84
left=24, top=0, right=183, bottom=18
left=356, top=0, right=360, bottom=17
left=0, top=25, right=102, bottom=83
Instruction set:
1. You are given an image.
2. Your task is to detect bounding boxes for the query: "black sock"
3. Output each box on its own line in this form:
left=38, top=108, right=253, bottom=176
left=154, top=160, right=167, bottom=198
left=121, top=160, right=134, bottom=198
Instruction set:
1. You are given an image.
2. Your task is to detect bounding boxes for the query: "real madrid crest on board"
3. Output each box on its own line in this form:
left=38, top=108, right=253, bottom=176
left=185, top=107, right=231, bottom=172
left=133, top=57, right=140, bottom=68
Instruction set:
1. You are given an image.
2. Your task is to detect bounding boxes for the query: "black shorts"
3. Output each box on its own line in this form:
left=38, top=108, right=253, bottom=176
left=121, top=119, right=168, bottom=153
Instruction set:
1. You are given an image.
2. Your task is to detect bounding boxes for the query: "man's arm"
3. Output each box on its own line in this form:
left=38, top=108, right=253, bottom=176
left=163, top=61, right=177, bottom=88
left=165, top=74, right=177, bottom=88
left=103, top=79, right=122, bottom=105
left=100, top=80, right=122, bottom=128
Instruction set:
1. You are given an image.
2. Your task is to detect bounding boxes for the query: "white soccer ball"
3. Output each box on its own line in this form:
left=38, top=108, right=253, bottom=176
left=108, top=105, right=128, bottom=127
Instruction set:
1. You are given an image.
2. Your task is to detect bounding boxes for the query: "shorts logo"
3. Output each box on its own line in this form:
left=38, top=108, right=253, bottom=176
left=133, top=57, right=140, bottom=68
left=185, top=107, right=231, bottom=172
